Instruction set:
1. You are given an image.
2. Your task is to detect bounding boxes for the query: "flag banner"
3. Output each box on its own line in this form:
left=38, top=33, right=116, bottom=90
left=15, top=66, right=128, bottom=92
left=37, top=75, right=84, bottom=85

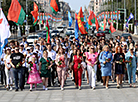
left=118, top=11, right=121, bottom=20
left=109, top=23, right=116, bottom=33
left=46, top=19, right=50, bottom=43
left=77, top=7, right=88, bottom=34
left=115, top=11, right=117, bottom=20
left=50, top=0, right=60, bottom=15
left=126, top=13, right=134, bottom=27
left=31, top=2, right=38, bottom=25
left=101, top=16, right=106, bottom=31
left=68, top=11, right=72, bottom=27
left=113, top=11, right=115, bottom=20
left=0, top=8, right=11, bottom=56
left=75, top=13, right=79, bottom=40
left=84, top=15, right=89, bottom=31
left=7, top=0, right=26, bottom=25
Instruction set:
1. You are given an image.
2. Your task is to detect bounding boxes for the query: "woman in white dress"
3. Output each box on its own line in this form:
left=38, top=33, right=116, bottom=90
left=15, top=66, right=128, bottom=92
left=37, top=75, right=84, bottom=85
left=4, top=47, right=13, bottom=91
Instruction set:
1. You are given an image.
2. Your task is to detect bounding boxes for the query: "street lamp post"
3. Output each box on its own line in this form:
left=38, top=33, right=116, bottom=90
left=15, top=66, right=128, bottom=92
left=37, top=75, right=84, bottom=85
left=26, top=0, right=28, bottom=35
left=124, top=0, right=126, bottom=31
left=116, top=0, right=118, bottom=30
left=134, top=0, right=137, bottom=35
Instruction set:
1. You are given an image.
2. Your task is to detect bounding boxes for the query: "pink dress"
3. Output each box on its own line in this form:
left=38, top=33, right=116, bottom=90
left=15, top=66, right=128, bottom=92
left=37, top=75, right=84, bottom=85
left=27, top=64, right=42, bottom=84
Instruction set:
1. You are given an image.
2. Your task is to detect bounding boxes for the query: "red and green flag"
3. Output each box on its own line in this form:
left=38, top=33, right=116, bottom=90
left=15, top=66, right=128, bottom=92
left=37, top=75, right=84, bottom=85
left=109, top=23, right=116, bottom=33
left=50, top=0, right=60, bottom=15
left=77, top=7, right=88, bottom=34
left=101, top=15, right=106, bottom=31
left=46, top=20, right=50, bottom=43
left=88, top=10, right=95, bottom=28
left=31, top=2, right=38, bottom=25
left=7, top=0, right=26, bottom=25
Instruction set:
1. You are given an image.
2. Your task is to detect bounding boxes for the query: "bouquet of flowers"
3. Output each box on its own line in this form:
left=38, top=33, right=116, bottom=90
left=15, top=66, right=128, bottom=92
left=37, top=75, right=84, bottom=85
left=129, top=56, right=133, bottom=67
left=26, top=57, right=29, bottom=63
left=28, top=61, right=33, bottom=72
left=16, top=62, right=22, bottom=68
left=46, top=60, right=50, bottom=69
left=106, top=58, right=111, bottom=62
left=77, top=58, right=82, bottom=69
left=58, top=58, right=63, bottom=66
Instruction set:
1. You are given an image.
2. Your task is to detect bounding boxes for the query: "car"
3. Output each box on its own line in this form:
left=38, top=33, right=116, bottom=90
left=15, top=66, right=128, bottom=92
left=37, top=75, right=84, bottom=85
left=27, top=34, right=39, bottom=45
left=121, top=33, right=131, bottom=40
left=56, top=26, right=64, bottom=33
left=37, top=32, right=43, bottom=37
left=69, top=34, right=75, bottom=41
left=51, top=30, right=60, bottom=37
left=49, top=27, right=53, bottom=33
left=104, top=28, right=110, bottom=34
left=96, top=31, right=105, bottom=37
left=66, top=30, right=74, bottom=36
left=66, top=27, right=75, bottom=34
left=62, top=24, right=67, bottom=28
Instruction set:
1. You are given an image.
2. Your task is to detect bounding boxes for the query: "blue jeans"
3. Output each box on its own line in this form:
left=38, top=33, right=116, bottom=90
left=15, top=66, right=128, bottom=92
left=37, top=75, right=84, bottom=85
left=12, top=68, right=23, bottom=89
left=127, top=67, right=136, bottom=84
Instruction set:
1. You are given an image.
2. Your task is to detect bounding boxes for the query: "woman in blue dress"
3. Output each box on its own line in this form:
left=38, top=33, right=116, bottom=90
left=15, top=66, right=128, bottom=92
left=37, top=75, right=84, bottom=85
left=99, top=45, right=113, bottom=89
left=125, top=45, right=136, bottom=87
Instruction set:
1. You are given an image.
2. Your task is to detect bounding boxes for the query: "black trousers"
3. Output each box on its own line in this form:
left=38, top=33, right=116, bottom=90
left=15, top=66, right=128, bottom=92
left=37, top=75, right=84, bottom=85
left=0, top=64, right=6, bottom=85
left=96, top=64, right=102, bottom=82
left=22, top=67, right=29, bottom=88
left=48, top=64, right=57, bottom=86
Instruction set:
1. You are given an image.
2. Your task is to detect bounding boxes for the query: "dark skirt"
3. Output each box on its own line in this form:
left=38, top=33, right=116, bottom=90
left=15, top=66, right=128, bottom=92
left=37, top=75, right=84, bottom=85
left=115, top=63, right=124, bottom=74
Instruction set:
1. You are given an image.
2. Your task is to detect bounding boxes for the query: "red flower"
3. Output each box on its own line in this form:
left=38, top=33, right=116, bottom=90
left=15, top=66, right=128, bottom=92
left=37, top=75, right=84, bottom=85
left=108, top=58, right=111, bottom=61
left=88, top=59, right=91, bottom=62
left=46, top=60, right=49, bottom=62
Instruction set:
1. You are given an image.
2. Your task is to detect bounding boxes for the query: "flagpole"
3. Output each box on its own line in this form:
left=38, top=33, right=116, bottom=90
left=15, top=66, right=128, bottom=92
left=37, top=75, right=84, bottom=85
left=26, top=0, right=28, bottom=35
left=134, top=0, right=137, bottom=35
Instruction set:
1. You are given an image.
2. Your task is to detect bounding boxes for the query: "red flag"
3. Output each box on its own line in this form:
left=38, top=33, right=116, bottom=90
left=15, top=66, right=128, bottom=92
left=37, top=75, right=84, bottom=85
left=31, top=2, right=38, bottom=25
left=77, top=7, right=88, bottom=34
left=93, top=12, right=100, bottom=31
left=103, top=16, right=106, bottom=31
left=46, top=20, right=50, bottom=43
left=110, top=23, right=116, bottom=33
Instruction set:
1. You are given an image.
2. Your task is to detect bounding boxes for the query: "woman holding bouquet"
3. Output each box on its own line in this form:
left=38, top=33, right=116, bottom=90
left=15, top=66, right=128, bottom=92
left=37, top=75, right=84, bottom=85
left=85, top=46, right=98, bottom=89
left=4, top=47, right=13, bottom=91
left=39, top=51, right=52, bottom=90
left=99, top=45, right=113, bottom=89
left=55, top=47, right=66, bottom=91
left=125, top=45, right=137, bottom=87
left=113, top=46, right=125, bottom=88
left=73, top=49, right=83, bottom=90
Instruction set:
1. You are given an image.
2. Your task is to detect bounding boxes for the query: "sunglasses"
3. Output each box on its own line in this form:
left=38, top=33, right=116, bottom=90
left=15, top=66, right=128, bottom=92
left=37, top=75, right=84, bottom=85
left=91, top=48, right=94, bottom=49
left=15, top=49, right=19, bottom=50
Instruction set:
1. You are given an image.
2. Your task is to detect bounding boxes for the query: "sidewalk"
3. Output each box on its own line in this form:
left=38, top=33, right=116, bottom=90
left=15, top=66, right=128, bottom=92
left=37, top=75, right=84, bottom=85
left=0, top=78, right=138, bottom=102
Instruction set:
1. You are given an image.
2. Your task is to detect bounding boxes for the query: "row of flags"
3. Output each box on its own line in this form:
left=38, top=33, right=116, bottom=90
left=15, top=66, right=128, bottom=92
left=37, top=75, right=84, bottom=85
left=68, top=7, right=117, bottom=40
left=0, top=0, right=60, bottom=56
left=97, top=11, right=121, bottom=21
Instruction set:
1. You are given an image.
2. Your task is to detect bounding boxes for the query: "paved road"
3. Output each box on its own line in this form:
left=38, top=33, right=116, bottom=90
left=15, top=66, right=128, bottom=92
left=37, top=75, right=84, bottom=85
left=0, top=77, right=138, bottom=102
left=106, top=31, right=138, bottom=42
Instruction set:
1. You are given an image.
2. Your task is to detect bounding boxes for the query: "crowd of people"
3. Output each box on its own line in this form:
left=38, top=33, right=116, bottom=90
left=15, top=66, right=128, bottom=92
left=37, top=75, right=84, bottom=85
left=0, top=35, right=138, bottom=91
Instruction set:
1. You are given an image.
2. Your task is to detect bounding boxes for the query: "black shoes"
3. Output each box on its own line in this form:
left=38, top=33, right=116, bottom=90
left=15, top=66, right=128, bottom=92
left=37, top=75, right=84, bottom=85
left=15, top=89, right=18, bottom=92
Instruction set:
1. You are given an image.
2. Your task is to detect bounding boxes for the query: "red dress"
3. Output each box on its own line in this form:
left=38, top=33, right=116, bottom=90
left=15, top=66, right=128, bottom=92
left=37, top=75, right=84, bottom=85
left=73, top=55, right=83, bottom=86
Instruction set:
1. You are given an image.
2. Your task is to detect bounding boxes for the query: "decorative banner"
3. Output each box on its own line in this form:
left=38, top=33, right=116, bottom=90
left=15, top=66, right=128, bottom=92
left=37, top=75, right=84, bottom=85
left=113, top=11, right=115, bottom=20
left=110, top=12, right=112, bottom=20
left=118, top=11, right=120, bottom=20
left=115, top=11, right=117, bottom=20
left=107, top=12, right=110, bottom=18
left=105, top=12, right=107, bottom=19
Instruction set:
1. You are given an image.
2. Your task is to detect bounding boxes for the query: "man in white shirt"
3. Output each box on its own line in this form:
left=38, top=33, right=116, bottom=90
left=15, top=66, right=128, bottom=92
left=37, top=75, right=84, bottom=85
left=47, top=44, right=56, bottom=86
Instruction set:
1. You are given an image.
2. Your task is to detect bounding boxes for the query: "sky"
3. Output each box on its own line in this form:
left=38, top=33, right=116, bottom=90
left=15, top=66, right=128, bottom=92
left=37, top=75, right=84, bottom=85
left=62, top=0, right=90, bottom=12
